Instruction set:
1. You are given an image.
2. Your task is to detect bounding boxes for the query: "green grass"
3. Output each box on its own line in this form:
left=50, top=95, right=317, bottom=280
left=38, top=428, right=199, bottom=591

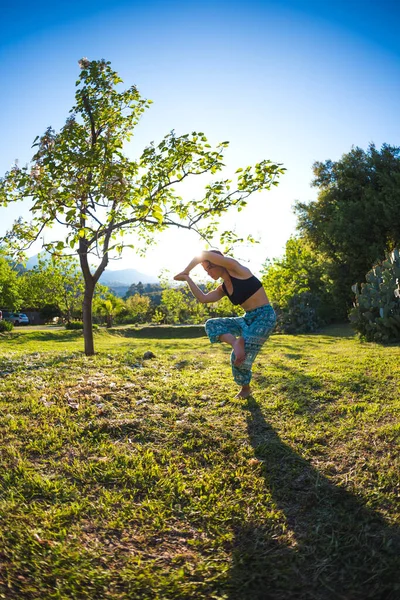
left=0, top=324, right=399, bottom=599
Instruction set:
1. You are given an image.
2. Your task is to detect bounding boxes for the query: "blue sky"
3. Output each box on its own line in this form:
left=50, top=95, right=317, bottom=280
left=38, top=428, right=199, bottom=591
left=1, top=0, right=399, bottom=277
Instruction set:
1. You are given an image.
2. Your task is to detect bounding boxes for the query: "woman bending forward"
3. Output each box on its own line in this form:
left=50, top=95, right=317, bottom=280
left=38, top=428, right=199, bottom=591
left=174, top=250, right=276, bottom=398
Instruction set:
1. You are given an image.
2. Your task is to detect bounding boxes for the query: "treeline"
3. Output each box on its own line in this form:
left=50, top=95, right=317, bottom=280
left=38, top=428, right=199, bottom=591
left=262, top=143, right=400, bottom=341
left=2, top=143, right=399, bottom=341
left=0, top=254, right=108, bottom=325
left=0, top=254, right=243, bottom=328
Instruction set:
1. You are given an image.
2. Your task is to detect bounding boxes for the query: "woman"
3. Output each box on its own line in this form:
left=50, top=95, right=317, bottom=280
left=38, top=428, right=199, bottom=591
left=174, top=250, right=276, bottom=398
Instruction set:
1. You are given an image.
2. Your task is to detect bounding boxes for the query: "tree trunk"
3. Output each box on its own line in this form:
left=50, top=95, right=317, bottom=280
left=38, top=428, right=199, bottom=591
left=82, top=281, right=95, bottom=355
left=79, top=235, right=109, bottom=355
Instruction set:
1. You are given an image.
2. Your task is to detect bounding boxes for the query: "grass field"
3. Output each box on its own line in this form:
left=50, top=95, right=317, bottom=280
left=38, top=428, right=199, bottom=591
left=0, top=324, right=399, bottom=599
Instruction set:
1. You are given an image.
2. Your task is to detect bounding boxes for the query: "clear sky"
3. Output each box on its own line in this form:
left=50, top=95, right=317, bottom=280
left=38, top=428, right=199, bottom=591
left=1, top=0, right=399, bottom=279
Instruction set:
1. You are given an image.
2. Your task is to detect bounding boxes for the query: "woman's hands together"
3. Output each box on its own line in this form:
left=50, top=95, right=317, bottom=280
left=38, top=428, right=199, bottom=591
left=173, top=271, right=190, bottom=281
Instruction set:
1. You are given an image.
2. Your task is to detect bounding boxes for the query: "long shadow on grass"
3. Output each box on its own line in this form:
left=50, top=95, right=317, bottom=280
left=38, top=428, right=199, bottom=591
left=226, top=398, right=400, bottom=600
left=255, top=358, right=380, bottom=416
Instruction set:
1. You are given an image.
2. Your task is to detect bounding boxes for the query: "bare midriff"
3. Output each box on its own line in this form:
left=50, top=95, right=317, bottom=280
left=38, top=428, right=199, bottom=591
left=223, top=274, right=270, bottom=311
left=240, top=287, right=270, bottom=311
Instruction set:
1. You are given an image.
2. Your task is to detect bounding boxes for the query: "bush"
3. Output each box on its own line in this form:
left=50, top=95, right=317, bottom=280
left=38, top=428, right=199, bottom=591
left=0, top=320, right=13, bottom=332
left=65, top=321, right=99, bottom=331
left=350, top=249, right=400, bottom=343
left=65, top=321, right=84, bottom=330
left=274, top=292, right=323, bottom=334
left=262, top=237, right=339, bottom=327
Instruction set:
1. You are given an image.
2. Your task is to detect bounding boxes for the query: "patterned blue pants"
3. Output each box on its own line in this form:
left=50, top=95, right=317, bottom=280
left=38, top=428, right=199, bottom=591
left=205, top=304, right=276, bottom=386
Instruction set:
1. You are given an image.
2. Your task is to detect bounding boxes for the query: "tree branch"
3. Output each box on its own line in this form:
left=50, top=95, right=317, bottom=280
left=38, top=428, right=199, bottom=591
left=82, top=93, right=97, bottom=145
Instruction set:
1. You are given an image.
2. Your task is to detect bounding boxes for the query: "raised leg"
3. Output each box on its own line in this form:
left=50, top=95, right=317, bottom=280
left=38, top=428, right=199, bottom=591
left=219, top=333, right=246, bottom=366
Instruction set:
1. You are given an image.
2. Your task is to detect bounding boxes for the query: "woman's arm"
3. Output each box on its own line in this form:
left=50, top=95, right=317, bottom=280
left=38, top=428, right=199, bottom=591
left=180, top=254, right=204, bottom=274
left=173, top=273, right=225, bottom=304
left=181, top=251, right=251, bottom=277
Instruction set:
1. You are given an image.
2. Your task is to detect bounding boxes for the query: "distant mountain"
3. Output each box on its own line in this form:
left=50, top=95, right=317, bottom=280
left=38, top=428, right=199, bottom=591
left=25, top=254, right=158, bottom=290
left=99, top=269, right=158, bottom=297
left=99, top=268, right=158, bottom=286
left=25, top=255, right=40, bottom=269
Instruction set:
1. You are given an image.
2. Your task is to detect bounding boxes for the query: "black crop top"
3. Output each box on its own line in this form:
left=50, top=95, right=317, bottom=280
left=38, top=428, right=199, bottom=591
left=222, top=275, right=263, bottom=305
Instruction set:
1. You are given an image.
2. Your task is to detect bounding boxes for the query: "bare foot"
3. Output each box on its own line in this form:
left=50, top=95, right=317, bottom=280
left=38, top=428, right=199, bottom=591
left=235, top=385, right=251, bottom=399
left=232, top=337, right=246, bottom=366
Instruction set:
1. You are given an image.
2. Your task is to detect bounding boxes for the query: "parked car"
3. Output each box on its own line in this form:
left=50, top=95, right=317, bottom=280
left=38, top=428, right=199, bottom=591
left=3, top=312, right=30, bottom=325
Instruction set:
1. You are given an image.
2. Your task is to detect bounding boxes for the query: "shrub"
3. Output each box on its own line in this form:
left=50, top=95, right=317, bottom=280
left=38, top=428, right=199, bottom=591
left=274, top=292, right=323, bottom=334
left=65, top=321, right=84, bottom=330
left=350, top=249, right=400, bottom=343
left=262, top=237, right=340, bottom=327
left=0, top=320, right=13, bottom=332
left=65, top=321, right=99, bottom=331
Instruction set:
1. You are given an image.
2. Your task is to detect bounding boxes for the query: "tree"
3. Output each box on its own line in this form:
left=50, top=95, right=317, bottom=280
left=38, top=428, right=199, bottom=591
left=125, top=293, right=151, bottom=323
left=124, top=282, right=140, bottom=299
left=19, top=254, right=86, bottom=322
left=261, top=236, right=337, bottom=329
left=0, top=58, right=285, bottom=354
left=0, top=254, right=21, bottom=310
left=261, top=237, right=334, bottom=309
left=93, top=294, right=126, bottom=328
left=295, top=144, right=400, bottom=313
left=159, top=285, right=206, bottom=324
left=136, top=281, right=144, bottom=296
